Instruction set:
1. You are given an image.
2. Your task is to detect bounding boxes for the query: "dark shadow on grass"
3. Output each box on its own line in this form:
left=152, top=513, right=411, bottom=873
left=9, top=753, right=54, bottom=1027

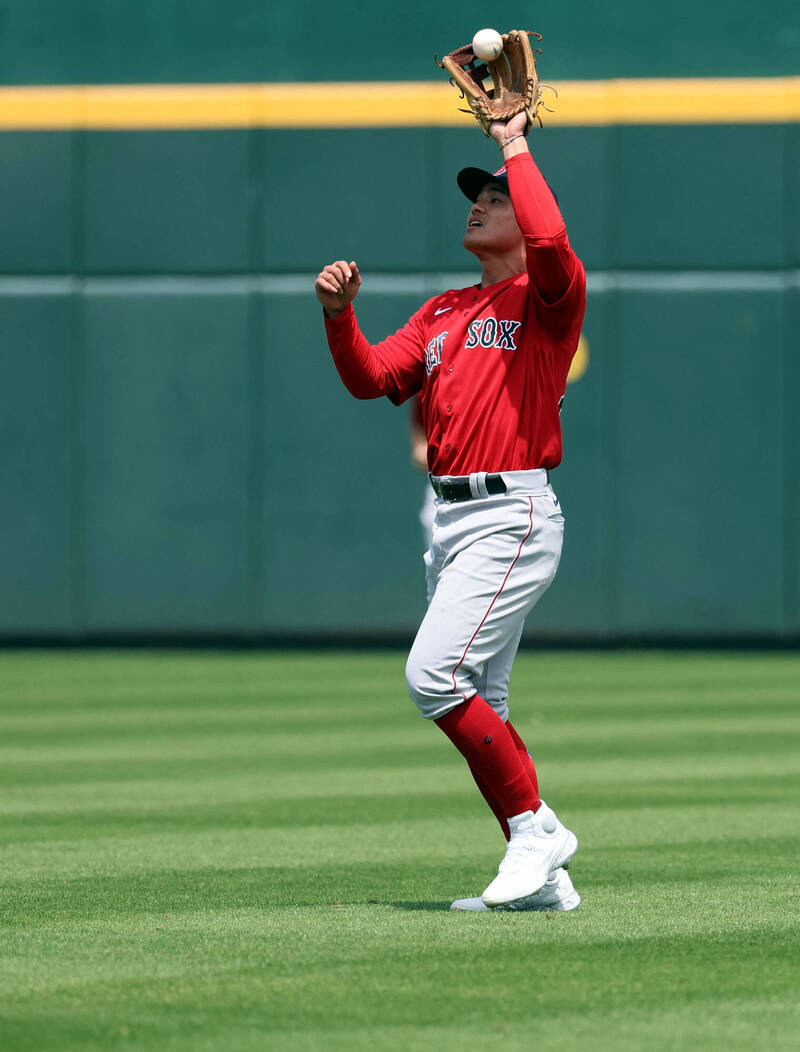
left=392, top=900, right=452, bottom=911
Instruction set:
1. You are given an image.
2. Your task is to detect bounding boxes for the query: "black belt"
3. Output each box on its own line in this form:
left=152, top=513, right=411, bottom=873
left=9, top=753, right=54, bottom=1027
left=429, top=473, right=507, bottom=503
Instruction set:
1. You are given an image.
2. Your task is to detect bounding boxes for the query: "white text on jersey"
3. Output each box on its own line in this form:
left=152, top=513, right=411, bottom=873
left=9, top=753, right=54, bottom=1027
left=465, top=317, right=522, bottom=351
left=425, top=332, right=447, bottom=375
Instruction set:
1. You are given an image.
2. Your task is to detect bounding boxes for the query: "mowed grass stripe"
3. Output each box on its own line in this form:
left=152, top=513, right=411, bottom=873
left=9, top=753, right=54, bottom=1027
left=1, top=753, right=796, bottom=812
left=1, top=730, right=798, bottom=792
left=2, top=773, right=799, bottom=849
left=2, top=922, right=796, bottom=1028
left=2, top=690, right=799, bottom=740
left=1, top=650, right=799, bottom=1052
left=1, top=803, right=795, bottom=883
left=3, top=831, right=798, bottom=925
left=3, top=904, right=797, bottom=997
left=0, top=726, right=796, bottom=774
left=0, top=648, right=795, bottom=688
left=3, top=706, right=800, bottom=762
left=1, top=753, right=798, bottom=846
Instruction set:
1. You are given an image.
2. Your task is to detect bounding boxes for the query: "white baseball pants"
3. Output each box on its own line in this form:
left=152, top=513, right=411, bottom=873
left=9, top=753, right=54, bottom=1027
left=405, top=469, right=564, bottom=722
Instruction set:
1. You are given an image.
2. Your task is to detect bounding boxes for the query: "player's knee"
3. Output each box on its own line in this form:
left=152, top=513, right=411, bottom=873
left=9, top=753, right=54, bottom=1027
left=485, top=697, right=510, bottom=723
left=405, top=650, right=455, bottom=719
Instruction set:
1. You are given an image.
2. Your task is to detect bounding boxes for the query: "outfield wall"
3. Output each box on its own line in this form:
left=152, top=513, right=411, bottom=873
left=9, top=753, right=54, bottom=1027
left=0, top=0, right=797, bottom=82
left=1, top=2, right=798, bottom=641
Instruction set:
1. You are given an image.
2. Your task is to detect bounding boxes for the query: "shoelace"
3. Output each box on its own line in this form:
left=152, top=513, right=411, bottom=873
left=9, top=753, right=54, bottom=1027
left=498, top=834, right=538, bottom=873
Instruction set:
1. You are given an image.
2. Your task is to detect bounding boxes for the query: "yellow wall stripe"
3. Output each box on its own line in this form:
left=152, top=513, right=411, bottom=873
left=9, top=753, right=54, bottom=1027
left=1, top=78, right=799, bottom=130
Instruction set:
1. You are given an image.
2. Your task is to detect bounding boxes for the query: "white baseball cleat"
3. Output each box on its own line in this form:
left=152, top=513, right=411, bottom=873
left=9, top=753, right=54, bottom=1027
left=451, top=867, right=580, bottom=912
left=481, top=801, right=578, bottom=908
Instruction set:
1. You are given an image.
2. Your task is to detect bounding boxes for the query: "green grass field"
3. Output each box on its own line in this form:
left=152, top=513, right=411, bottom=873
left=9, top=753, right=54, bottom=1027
left=1, top=649, right=798, bottom=1051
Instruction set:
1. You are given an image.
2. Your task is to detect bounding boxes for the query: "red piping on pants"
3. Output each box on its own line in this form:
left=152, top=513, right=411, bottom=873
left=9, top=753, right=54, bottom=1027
left=450, top=497, right=535, bottom=701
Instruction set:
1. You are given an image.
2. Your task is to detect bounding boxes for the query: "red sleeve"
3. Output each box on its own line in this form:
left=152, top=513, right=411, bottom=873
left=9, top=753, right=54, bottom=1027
left=324, top=302, right=426, bottom=406
left=505, top=151, right=583, bottom=308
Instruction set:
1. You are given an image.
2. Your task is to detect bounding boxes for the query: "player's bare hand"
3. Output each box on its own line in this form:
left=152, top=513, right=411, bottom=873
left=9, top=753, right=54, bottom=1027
left=315, top=260, right=362, bottom=318
left=489, top=111, right=528, bottom=149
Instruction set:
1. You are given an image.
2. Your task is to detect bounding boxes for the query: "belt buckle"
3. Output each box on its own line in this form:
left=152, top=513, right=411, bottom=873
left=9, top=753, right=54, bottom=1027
left=432, top=475, right=452, bottom=502
left=443, top=475, right=467, bottom=502
left=432, top=474, right=472, bottom=502
left=442, top=475, right=461, bottom=502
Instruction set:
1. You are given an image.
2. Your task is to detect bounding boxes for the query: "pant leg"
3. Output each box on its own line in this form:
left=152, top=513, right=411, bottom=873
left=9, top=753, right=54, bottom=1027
left=406, top=493, right=563, bottom=721
left=480, top=621, right=525, bottom=721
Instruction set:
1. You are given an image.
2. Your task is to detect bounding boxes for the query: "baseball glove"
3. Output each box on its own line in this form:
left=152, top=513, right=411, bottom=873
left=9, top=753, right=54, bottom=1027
left=436, top=30, right=543, bottom=137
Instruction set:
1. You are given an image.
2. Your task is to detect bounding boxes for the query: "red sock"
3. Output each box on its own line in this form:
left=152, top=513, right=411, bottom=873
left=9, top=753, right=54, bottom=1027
left=468, top=763, right=510, bottom=840
left=466, top=721, right=541, bottom=839
left=435, top=695, right=538, bottom=819
left=506, top=720, right=540, bottom=800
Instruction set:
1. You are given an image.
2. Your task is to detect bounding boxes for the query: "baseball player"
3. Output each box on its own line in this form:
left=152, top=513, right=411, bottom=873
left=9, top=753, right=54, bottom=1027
left=315, top=110, right=586, bottom=911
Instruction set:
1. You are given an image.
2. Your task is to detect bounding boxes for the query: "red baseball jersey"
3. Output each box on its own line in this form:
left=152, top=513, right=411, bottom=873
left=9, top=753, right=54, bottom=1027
left=324, top=152, right=586, bottom=476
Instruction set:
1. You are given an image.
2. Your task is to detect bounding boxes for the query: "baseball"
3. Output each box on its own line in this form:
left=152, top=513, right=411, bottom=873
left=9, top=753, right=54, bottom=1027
left=472, top=28, right=503, bottom=62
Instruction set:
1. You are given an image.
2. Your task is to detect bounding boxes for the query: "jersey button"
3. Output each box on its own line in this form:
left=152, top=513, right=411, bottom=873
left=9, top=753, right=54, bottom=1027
left=446, top=405, right=453, bottom=413
left=447, top=365, right=454, bottom=373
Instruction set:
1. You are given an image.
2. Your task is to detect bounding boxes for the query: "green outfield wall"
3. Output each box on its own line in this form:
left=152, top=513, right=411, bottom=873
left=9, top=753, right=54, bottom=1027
left=0, top=0, right=798, bottom=82
left=1, top=2, right=798, bottom=641
left=1, top=121, right=798, bottom=641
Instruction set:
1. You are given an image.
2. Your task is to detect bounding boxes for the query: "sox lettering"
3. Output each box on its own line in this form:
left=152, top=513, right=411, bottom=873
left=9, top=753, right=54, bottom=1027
left=465, top=317, right=522, bottom=351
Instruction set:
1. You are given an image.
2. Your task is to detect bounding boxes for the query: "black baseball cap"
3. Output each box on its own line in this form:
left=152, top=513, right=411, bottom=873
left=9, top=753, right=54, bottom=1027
left=457, top=164, right=558, bottom=204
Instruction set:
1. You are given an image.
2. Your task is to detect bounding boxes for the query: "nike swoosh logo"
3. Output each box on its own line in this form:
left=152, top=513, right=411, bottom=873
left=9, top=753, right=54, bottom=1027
left=434, top=307, right=452, bottom=315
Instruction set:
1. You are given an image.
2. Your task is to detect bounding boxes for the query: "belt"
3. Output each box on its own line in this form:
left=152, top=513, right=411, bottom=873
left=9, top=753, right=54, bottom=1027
left=429, top=472, right=508, bottom=503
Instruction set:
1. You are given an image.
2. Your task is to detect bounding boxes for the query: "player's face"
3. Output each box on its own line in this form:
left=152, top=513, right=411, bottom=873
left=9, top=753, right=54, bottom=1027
left=462, top=182, right=523, bottom=254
